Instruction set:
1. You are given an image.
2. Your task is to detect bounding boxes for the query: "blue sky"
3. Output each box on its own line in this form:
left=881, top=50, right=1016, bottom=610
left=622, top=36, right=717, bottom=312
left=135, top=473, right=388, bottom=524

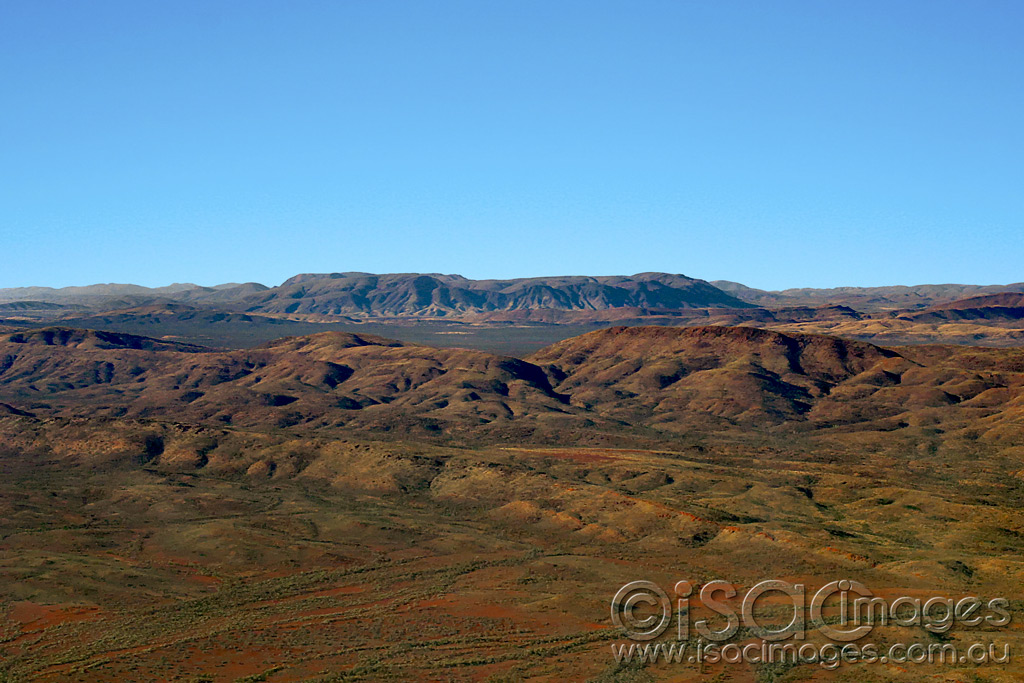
left=2, top=0, right=1022, bottom=290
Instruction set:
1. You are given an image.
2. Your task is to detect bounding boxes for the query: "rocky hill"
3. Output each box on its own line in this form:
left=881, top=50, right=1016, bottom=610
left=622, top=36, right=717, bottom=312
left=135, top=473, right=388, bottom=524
left=2, top=325, right=1023, bottom=443
left=899, top=292, right=1024, bottom=323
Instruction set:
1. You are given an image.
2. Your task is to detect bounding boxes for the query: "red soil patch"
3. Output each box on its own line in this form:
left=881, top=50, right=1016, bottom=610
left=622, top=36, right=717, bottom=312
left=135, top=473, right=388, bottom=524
left=8, top=601, right=101, bottom=632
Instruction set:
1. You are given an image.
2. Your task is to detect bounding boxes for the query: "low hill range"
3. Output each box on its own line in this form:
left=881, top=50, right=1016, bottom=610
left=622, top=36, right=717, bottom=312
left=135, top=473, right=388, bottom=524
left=896, top=292, right=1024, bottom=323
left=713, top=280, right=1024, bottom=311
left=1, top=324, right=1022, bottom=444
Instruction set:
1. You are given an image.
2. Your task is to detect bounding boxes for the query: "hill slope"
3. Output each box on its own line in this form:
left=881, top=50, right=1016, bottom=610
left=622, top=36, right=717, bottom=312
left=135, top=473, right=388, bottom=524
left=900, top=292, right=1024, bottom=323
left=0, top=328, right=569, bottom=433
left=2, top=325, right=1023, bottom=443
left=528, top=325, right=1024, bottom=436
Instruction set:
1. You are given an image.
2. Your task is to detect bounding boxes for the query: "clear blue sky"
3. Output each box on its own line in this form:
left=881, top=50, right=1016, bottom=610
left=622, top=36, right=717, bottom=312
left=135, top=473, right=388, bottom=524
left=2, top=1, right=1022, bottom=290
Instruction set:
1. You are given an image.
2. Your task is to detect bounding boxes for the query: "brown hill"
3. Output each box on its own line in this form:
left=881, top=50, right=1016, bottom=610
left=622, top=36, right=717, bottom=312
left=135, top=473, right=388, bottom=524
left=528, top=326, right=902, bottom=428
left=900, top=292, right=1024, bottom=323
left=528, top=325, right=1024, bottom=436
left=55, top=303, right=355, bottom=331
left=1, top=327, right=208, bottom=352
left=0, top=328, right=569, bottom=433
left=763, top=317, right=1024, bottom=347
left=0, top=301, right=84, bottom=314
left=454, top=303, right=863, bottom=326
left=2, top=325, right=1023, bottom=442
left=927, top=292, right=1024, bottom=310
left=35, top=303, right=363, bottom=350
left=717, top=281, right=1024, bottom=312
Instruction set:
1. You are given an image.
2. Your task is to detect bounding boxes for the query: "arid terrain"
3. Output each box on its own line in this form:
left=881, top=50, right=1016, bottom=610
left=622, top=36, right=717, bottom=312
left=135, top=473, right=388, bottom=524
left=8, top=0, right=1022, bottom=677
left=1, top=274, right=1023, bottom=681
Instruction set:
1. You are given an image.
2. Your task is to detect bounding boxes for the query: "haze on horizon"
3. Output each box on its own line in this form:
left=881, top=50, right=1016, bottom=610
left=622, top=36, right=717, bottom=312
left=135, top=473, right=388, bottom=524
left=3, top=271, right=1024, bottom=296
left=2, top=0, right=1022, bottom=291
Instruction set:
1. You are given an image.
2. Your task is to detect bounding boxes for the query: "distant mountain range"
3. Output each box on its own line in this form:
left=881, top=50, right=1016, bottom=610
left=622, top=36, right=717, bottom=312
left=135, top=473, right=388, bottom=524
left=712, top=280, right=1024, bottom=311
left=244, top=272, right=751, bottom=315
left=3, top=272, right=1023, bottom=318
left=0, top=273, right=749, bottom=316
left=0, top=282, right=268, bottom=308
